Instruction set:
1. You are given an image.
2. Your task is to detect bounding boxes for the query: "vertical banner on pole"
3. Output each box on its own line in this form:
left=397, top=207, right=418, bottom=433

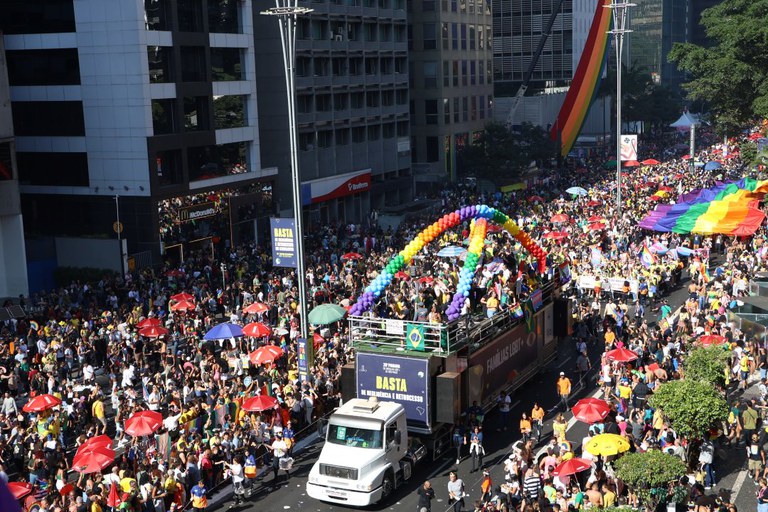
left=297, top=337, right=313, bottom=381
left=620, top=134, right=638, bottom=161
left=270, top=217, right=298, bottom=268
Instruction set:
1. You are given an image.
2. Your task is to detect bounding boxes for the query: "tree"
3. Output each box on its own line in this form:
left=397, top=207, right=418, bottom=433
left=614, top=450, right=687, bottom=511
left=683, top=345, right=731, bottom=387
left=669, top=0, right=768, bottom=135
left=648, top=379, right=728, bottom=440
left=457, top=121, right=557, bottom=183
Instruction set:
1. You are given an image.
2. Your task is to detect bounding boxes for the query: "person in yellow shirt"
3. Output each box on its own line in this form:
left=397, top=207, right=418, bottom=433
left=482, top=291, right=500, bottom=318
left=92, top=395, right=106, bottom=435
left=531, top=402, right=545, bottom=442
left=602, top=482, right=616, bottom=507
left=519, top=413, right=532, bottom=442
left=556, top=372, right=572, bottom=411
left=604, top=327, right=616, bottom=348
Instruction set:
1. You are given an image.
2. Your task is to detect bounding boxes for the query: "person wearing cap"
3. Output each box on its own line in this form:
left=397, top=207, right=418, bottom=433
left=556, top=372, right=571, bottom=411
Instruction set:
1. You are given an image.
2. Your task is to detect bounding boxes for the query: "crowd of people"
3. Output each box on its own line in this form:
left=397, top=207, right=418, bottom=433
left=0, top=123, right=766, bottom=512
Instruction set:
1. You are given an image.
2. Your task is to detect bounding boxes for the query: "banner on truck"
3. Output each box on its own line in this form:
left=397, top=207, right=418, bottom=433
left=356, top=353, right=430, bottom=429
left=576, top=275, right=638, bottom=294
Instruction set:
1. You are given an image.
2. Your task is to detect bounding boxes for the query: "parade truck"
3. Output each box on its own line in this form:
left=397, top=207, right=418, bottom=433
left=308, top=279, right=570, bottom=505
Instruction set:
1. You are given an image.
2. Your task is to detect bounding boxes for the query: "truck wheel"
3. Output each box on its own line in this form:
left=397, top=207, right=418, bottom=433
left=381, top=473, right=394, bottom=500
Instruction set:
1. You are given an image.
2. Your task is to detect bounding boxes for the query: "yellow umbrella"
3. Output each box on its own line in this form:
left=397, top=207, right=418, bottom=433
left=654, top=189, right=670, bottom=198
left=583, top=433, right=630, bottom=457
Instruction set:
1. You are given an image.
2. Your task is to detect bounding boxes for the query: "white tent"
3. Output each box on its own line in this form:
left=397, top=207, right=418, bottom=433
left=669, top=112, right=700, bottom=129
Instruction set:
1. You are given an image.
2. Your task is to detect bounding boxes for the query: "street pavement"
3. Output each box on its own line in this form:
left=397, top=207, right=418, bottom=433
left=205, top=273, right=758, bottom=512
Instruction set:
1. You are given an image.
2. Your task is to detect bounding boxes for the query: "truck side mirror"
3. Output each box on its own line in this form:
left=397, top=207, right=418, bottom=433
left=394, top=430, right=402, bottom=445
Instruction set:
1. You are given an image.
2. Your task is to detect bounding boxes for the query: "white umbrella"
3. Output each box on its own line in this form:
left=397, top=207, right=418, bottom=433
left=566, top=186, right=588, bottom=196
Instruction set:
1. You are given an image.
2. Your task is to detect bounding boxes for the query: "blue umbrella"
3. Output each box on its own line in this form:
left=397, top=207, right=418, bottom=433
left=566, top=186, right=588, bottom=196
left=437, top=245, right=468, bottom=257
left=204, top=322, right=244, bottom=340
left=704, top=161, right=722, bottom=171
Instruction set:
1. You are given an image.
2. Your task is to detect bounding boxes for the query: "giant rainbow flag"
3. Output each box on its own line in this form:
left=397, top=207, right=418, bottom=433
left=550, top=0, right=612, bottom=156
left=639, top=178, right=768, bottom=236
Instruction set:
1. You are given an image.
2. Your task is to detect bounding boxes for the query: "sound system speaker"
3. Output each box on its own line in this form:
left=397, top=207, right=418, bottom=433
left=340, top=363, right=356, bottom=403
left=436, top=372, right=461, bottom=424
left=553, top=298, right=572, bottom=337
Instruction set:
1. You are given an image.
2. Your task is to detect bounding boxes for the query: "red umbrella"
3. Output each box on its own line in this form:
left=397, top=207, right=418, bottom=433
left=528, top=195, right=545, bottom=203
left=249, top=345, right=284, bottom=365
left=658, top=186, right=673, bottom=192
left=587, top=222, right=607, bottom=231
left=124, top=410, right=163, bottom=437
left=7, top=482, right=33, bottom=500
left=649, top=195, right=662, bottom=201
left=572, top=397, right=611, bottom=424
left=749, top=132, right=763, bottom=140
left=586, top=200, right=601, bottom=207
left=59, top=483, right=74, bottom=496
left=552, top=457, right=593, bottom=477
left=80, top=435, right=113, bottom=452
left=587, top=216, right=605, bottom=223
left=170, top=293, right=195, bottom=302
left=623, top=160, right=640, bottom=167
left=243, top=302, right=270, bottom=314
left=137, top=317, right=161, bottom=329
left=242, top=395, right=279, bottom=412
left=418, top=276, right=434, bottom=285
left=107, top=483, right=122, bottom=508
left=641, top=158, right=660, bottom=165
left=681, top=154, right=691, bottom=160
left=551, top=214, right=569, bottom=223
left=170, top=300, right=196, bottom=312
left=394, top=271, right=410, bottom=280
left=313, top=332, right=325, bottom=349
left=22, top=394, right=61, bottom=413
left=341, top=252, right=363, bottom=261
left=699, top=334, right=726, bottom=346
left=605, top=347, right=638, bottom=362
left=138, top=326, right=168, bottom=338
left=243, top=322, right=272, bottom=338
left=72, top=446, right=115, bottom=474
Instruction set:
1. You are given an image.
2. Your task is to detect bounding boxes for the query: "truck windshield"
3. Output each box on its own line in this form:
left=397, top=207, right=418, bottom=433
left=327, top=424, right=383, bottom=449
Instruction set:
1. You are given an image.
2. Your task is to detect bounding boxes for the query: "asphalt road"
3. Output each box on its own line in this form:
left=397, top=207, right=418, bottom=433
left=209, top=271, right=758, bottom=512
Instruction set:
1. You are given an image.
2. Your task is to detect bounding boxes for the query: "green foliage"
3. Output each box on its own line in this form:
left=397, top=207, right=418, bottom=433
left=648, top=379, right=729, bottom=440
left=684, top=345, right=731, bottom=386
left=740, top=141, right=759, bottom=167
left=54, top=267, right=117, bottom=288
left=669, top=0, right=768, bottom=135
left=457, top=121, right=557, bottom=183
left=615, top=450, right=687, bottom=510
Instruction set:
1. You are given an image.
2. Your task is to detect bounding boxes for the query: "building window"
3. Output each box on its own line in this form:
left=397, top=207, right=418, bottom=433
left=479, top=60, right=485, bottom=85
left=366, top=91, right=380, bottom=108
left=426, top=136, right=439, bottom=162
left=181, top=47, right=207, bottom=82
left=0, top=142, right=13, bottom=181
left=451, top=0, right=457, bottom=12
left=299, top=132, right=316, bottom=151
left=423, top=23, right=436, bottom=50
left=12, top=101, right=84, bottom=136
left=396, top=89, right=408, bottom=105
left=478, top=26, right=484, bottom=50
left=333, top=93, right=348, bottom=110
left=208, top=0, right=240, bottom=33
left=451, top=23, right=458, bottom=50
left=177, top=0, right=204, bottom=32
left=452, top=60, right=459, bottom=86
left=316, top=94, right=332, bottom=112
left=471, top=96, right=477, bottom=121
left=352, top=127, right=366, bottom=143
left=368, top=124, right=381, bottom=141
left=462, top=60, right=468, bottom=86
left=383, top=123, right=396, bottom=138
left=443, top=98, right=450, bottom=125
left=365, top=57, right=378, bottom=75
left=469, top=25, right=476, bottom=50
left=460, top=24, right=467, bottom=50
left=184, top=96, right=210, bottom=131
left=187, top=141, right=249, bottom=181
left=148, top=46, right=173, bottom=83
left=351, top=92, right=365, bottom=109
left=443, top=61, right=450, bottom=87
left=453, top=97, right=459, bottom=123
left=462, top=97, right=468, bottom=122
left=17, top=152, right=89, bottom=187
left=470, top=61, right=476, bottom=85
left=425, top=99, right=438, bottom=125
left=155, top=149, right=183, bottom=186
left=211, top=48, right=243, bottom=81
left=152, top=99, right=177, bottom=134
left=214, top=95, right=246, bottom=129
left=336, top=128, right=350, bottom=145
left=423, top=61, right=437, bottom=88
left=397, top=121, right=409, bottom=136
left=0, top=0, right=76, bottom=34
left=145, top=0, right=171, bottom=30
left=318, top=130, right=333, bottom=148
left=6, top=49, right=80, bottom=86
left=479, top=95, right=485, bottom=119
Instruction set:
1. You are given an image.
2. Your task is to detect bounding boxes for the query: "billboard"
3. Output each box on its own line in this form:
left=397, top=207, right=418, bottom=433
left=297, top=337, right=314, bottom=382
left=620, top=134, right=638, bottom=161
left=356, top=353, right=430, bottom=429
left=270, top=217, right=297, bottom=268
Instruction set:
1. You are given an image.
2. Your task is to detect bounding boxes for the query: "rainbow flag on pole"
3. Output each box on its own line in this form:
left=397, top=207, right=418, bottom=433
left=639, top=244, right=656, bottom=269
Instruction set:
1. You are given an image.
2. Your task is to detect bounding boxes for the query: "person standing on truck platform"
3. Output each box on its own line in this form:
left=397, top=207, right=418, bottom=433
left=417, top=480, right=435, bottom=512
left=453, top=424, right=467, bottom=465
left=497, top=391, right=511, bottom=431
left=447, top=471, right=466, bottom=512
left=556, top=372, right=572, bottom=411
left=469, top=426, right=484, bottom=472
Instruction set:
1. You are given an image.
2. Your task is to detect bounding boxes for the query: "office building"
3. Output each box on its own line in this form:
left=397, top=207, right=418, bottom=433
left=408, top=0, right=494, bottom=181
left=254, top=0, right=413, bottom=227
left=628, top=0, right=690, bottom=88
left=0, top=36, right=29, bottom=298
left=1, top=0, right=276, bottom=271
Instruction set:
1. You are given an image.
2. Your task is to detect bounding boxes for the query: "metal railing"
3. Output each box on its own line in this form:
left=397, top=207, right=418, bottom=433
left=349, top=272, right=558, bottom=356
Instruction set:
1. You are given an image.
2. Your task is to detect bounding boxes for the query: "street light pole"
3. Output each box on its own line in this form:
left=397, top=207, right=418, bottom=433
left=606, top=0, right=633, bottom=216
left=262, top=1, right=314, bottom=339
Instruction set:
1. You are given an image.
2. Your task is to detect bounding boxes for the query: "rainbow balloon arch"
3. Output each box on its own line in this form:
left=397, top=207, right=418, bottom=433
left=349, top=205, right=548, bottom=321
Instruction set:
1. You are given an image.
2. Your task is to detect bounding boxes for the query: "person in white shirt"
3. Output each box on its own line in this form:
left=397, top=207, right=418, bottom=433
left=219, top=455, right=247, bottom=504
left=82, top=363, right=94, bottom=383
left=267, top=433, right=290, bottom=482
left=2, top=392, right=17, bottom=416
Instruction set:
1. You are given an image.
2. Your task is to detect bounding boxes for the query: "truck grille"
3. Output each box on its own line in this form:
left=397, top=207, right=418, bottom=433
left=319, top=463, right=359, bottom=480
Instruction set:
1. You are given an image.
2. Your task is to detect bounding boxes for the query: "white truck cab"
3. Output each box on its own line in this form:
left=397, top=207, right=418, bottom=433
left=306, top=397, right=424, bottom=506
